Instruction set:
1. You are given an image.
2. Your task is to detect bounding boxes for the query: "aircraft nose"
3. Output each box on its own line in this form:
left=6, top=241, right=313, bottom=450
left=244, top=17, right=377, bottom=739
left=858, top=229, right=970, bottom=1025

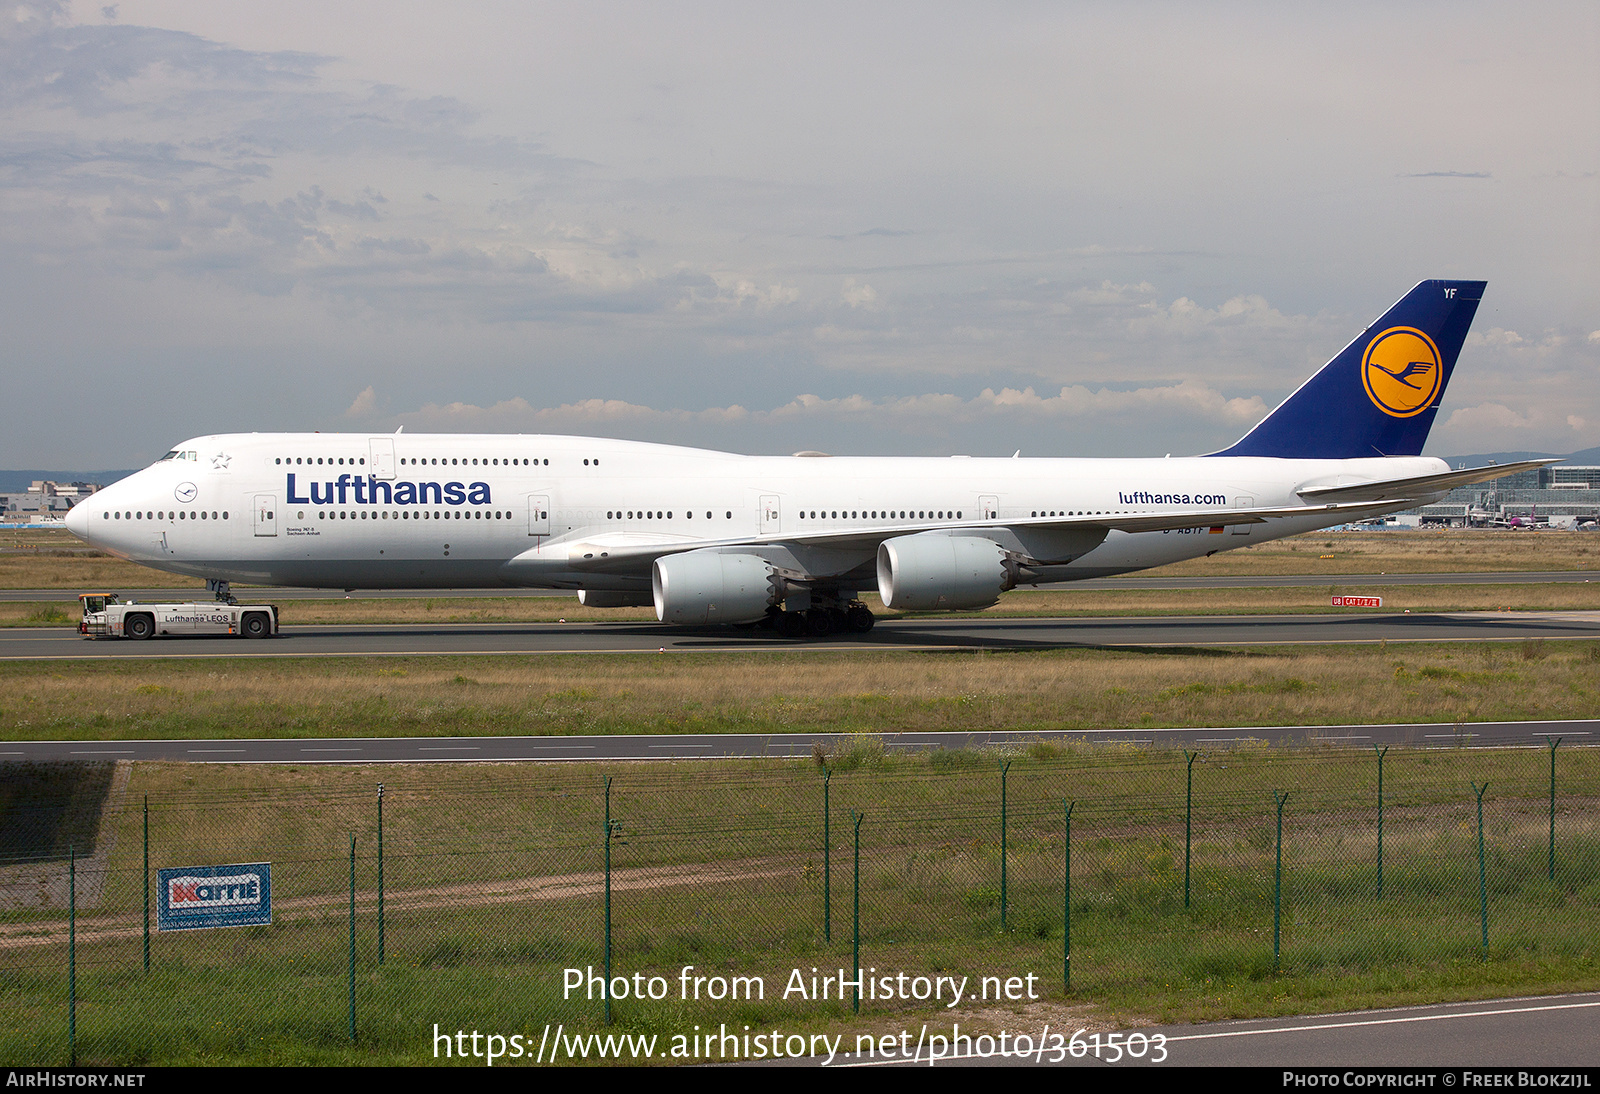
left=65, top=501, right=89, bottom=541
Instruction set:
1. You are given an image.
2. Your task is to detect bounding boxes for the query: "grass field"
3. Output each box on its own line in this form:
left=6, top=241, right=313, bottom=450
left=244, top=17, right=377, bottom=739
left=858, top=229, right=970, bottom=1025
left=5, top=526, right=1598, bottom=1065
left=3, top=640, right=1598, bottom=742
left=3, top=747, right=1596, bottom=1065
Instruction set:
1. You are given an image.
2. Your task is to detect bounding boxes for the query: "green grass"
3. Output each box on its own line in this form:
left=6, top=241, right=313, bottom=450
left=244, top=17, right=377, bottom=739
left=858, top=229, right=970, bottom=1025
left=2, top=745, right=1597, bottom=1064
left=4, top=641, right=1600, bottom=743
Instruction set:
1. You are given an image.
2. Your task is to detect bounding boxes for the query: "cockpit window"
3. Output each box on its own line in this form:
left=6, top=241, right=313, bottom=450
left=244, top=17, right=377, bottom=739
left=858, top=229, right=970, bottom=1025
left=160, top=451, right=179, bottom=461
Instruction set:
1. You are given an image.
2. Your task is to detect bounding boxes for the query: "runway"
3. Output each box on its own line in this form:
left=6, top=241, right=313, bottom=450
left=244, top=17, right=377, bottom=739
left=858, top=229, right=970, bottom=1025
left=1, top=569, right=1595, bottom=601
left=5, top=719, right=1592, bottom=764
left=813, top=992, right=1600, bottom=1068
left=3, top=609, right=1599, bottom=659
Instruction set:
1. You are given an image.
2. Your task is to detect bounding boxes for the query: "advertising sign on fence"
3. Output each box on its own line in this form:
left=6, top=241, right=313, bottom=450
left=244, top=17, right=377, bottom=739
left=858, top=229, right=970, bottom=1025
left=157, top=862, right=272, bottom=931
left=1331, top=595, right=1382, bottom=607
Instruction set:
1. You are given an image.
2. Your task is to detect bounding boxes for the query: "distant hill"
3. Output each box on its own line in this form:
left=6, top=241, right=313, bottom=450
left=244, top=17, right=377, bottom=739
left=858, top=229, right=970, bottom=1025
left=0, top=470, right=138, bottom=493
left=1438, top=446, right=1600, bottom=468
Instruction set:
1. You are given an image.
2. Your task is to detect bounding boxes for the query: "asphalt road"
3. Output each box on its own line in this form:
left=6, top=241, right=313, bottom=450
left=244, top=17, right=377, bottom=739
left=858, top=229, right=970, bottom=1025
left=819, top=992, right=1600, bottom=1068
left=2, top=570, right=1596, bottom=601
left=4, top=609, right=1599, bottom=660
left=5, top=720, right=1592, bottom=764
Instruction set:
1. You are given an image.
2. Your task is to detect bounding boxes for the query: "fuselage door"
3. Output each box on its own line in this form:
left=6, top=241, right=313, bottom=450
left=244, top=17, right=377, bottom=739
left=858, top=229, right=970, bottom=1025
left=369, top=438, right=397, bottom=480
left=759, top=495, right=781, bottom=535
left=254, top=495, right=278, bottom=537
left=1232, top=495, right=1255, bottom=535
left=527, top=495, right=550, bottom=537
left=980, top=495, right=999, bottom=521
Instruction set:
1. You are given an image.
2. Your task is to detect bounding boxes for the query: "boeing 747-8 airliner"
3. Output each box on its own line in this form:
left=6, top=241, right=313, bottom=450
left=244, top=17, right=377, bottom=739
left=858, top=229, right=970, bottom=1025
left=66, top=280, right=1553, bottom=636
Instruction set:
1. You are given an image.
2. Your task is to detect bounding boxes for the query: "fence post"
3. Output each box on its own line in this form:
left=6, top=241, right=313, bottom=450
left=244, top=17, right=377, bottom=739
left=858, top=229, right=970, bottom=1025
left=604, top=775, right=614, bottom=1027
left=1374, top=746, right=1388, bottom=899
left=348, top=835, right=356, bottom=1043
left=69, top=844, right=76, bottom=1067
left=1272, top=791, right=1288, bottom=972
left=1546, top=737, right=1561, bottom=882
left=1472, top=781, right=1489, bottom=957
left=142, top=795, right=150, bottom=973
left=377, top=783, right=385, bottom=966
left=823, top=768, right=831, bottom=943
left=999, top=760, right=1011, bottom=931
left=1063, top=800, right=1075, bottom=993
left=1184, top=751, right=1198, bottom=908
left=852, top=810, right=863, bottom=1015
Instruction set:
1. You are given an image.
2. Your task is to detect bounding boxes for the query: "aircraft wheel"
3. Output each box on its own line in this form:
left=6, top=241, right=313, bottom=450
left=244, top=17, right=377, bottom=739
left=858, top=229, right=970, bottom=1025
left=776, top=611, right=808, bottom=639
left=846, top=604, right=876, bottom=633
left=806, top=609, right=834, bottom=637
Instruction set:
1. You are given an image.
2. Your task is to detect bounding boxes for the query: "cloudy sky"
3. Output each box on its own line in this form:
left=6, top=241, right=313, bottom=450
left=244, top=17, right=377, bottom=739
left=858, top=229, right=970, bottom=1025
left=3, top=1, right=1596, bottom=467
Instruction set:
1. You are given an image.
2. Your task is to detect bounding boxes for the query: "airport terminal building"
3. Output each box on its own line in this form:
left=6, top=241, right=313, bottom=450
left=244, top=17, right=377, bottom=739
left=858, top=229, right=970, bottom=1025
left=0, top=480, right=103, bottom=519
left=1412, top=465, right=1600, bottom=527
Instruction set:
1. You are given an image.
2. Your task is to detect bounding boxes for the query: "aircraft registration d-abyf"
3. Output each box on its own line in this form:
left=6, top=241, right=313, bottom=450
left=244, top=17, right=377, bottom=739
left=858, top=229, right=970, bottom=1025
left=68, top=280, right=1554, bottom=637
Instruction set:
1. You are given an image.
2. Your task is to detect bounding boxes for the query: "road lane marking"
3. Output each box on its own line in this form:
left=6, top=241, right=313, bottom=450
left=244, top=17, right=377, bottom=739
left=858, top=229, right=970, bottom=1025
left=1163, top=996, right=1600, bottom=1044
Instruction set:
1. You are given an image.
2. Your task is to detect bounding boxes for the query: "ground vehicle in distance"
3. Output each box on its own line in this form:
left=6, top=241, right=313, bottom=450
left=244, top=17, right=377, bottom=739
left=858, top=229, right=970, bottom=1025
left=78, top=593, right=279, bottom=639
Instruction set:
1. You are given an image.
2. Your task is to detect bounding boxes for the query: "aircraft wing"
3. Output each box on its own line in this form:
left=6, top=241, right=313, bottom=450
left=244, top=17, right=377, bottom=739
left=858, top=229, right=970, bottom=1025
left=1294, top=459, right=1561, bottom=504
left=776, top=499, right=1409, bottom=545
left=560, top=499, right=1406, bottom=573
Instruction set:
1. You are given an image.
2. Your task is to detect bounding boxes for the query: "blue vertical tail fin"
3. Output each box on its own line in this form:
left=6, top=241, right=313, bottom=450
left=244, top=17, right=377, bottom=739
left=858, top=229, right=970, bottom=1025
left=1208, top=279, right=1484, bottom=459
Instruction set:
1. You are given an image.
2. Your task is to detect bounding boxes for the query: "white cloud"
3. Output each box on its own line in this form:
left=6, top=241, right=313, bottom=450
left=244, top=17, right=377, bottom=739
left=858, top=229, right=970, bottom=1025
left=386, top=379, right=1268, bottom=451
left=841, top=278, right=877, bottom=308
left=343, top=384, right=378, bottom=418
left=2, top=3, right=1597, bottom=467
left=1465, top=328, right=1569, bottom=354
left=1443, top=403, right=1539, bottom=432
left=1434, top=400, right=1597, bottom=453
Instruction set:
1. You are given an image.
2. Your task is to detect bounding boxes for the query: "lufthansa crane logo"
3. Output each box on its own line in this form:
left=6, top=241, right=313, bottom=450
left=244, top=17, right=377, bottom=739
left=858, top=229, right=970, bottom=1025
left=1361, top=326, right=1443, bottom=418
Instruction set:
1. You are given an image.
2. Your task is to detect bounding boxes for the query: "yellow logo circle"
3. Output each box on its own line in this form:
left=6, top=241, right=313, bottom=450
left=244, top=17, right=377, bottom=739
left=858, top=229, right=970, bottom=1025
left=1361, top=326, right=1443, bottom=418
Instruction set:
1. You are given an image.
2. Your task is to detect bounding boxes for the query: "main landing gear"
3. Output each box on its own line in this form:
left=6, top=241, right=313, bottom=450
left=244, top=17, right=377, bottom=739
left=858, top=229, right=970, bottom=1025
left=769, top=599, right=875, bottom=639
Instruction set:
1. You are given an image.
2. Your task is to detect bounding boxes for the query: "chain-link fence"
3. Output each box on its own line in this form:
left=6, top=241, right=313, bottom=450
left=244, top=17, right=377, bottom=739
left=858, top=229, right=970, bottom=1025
left=2, top=740, right=1596, bottom=1065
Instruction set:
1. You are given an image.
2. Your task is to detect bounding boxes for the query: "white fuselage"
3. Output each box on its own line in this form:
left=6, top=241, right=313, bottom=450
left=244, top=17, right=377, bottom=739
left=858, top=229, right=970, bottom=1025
left=66, top=432, right=1447, bottom=596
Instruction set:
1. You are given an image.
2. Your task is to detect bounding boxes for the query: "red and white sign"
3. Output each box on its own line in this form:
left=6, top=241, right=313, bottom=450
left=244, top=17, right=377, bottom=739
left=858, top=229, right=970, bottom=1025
left=1331, top=595, right=1382, bottom=608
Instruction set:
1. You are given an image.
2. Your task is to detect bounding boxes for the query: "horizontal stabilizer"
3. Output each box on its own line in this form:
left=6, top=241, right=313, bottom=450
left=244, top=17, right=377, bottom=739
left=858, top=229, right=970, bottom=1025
left=1295, top=459, right=1562, bottom=504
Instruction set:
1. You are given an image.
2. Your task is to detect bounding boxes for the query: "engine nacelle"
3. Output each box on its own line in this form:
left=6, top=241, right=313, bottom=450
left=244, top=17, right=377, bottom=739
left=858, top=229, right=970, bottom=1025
left=578, top=589, right=655, bottom=608
left=652, top=549, right=780, bottom=625
left=876, top=534, right=1011, bottom=611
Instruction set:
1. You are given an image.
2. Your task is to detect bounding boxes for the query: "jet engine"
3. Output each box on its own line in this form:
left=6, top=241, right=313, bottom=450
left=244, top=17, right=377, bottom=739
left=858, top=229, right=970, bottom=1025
left=876, top=533, right=1013, bottom=611
left=652, top=549, right=781, bottom=624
